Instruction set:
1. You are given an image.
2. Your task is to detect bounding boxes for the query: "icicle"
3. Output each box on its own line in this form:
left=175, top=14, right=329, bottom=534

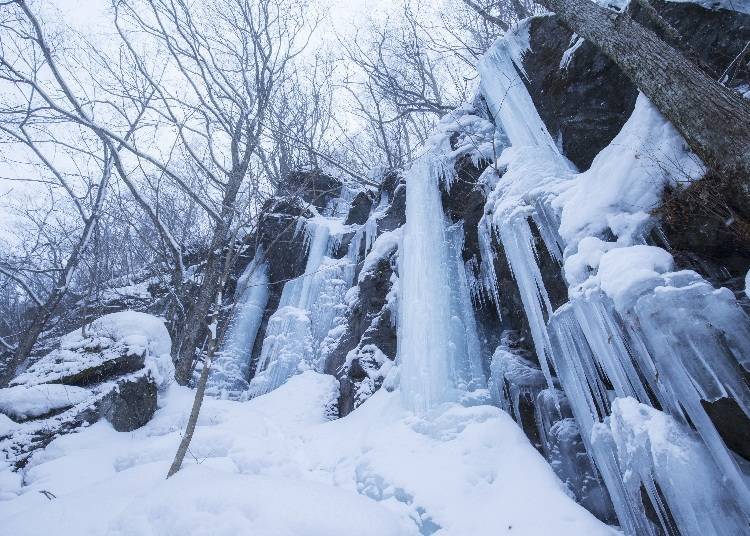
left=477, top=31, right=558, bottom=151
left=531, top=197, right=565, bottom=264
left=628, top=277, right=750, bottom=514
left=477, top=215, right=502, bottom=318
left=498, top=214, right=557, bottom=392
left=600, top=397, right=750, bottom=535
left=547, top=309, right=659, bottom=535
left=446, top=223, right=486, bottom=392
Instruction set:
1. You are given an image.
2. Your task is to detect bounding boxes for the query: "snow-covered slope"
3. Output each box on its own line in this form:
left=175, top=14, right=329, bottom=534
left=0, top=372, right=611, bottom=535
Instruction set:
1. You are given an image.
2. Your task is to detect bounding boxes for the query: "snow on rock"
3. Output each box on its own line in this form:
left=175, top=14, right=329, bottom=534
left=555, top=94, right=704, bottom=247
left=358, top=227, right=401, bottom=283
left=0, top=371, right=612, bottom=535
left=12, top=312, right=173, bottom=389
left=0, top=384, right=92, bottom=421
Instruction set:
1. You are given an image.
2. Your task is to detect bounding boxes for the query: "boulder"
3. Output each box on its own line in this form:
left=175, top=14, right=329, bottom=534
left=344, top=191, right=375, bottom=226
left=100, top=373, right=157, bottom=432
left=278, top=170, right=342, bottom=211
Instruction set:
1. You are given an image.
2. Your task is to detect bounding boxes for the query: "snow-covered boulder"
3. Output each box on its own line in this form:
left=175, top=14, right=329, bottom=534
left=0, top=384, right=91, bottom=422
left=12, top=311, right=173, bottom=389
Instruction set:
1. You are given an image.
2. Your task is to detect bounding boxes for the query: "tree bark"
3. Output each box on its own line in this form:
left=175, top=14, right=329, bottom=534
left=535, top=0, right=750, bottom=178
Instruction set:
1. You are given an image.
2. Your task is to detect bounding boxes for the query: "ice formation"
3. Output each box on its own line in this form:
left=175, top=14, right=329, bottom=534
left=206, top=256, right=270, bottom=399
left=477, top=24, right=750, bottom=535
left=397, top=122, right=489, bottom=413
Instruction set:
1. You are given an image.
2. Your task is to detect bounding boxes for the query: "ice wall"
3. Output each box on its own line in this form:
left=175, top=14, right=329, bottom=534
left=249, top=202, right=366, bottom=398
left=397, top=127, right=489, bottom=412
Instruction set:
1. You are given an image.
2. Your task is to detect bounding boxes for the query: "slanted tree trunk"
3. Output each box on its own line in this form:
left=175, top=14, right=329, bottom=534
left=173, top=164, right=250, bottom=385
left=535, top=0, right=750, bottom=178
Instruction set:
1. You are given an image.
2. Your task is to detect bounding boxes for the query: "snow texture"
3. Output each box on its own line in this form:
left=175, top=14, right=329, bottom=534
left=0, top=372, right=612, bottom=535
left=0, top=384, right=91, bottom=421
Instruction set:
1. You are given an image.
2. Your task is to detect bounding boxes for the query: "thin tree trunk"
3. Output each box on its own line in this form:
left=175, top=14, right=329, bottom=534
left=535, top=0, right=750, bottom=178
left=173, top=165, right=247, bottom=385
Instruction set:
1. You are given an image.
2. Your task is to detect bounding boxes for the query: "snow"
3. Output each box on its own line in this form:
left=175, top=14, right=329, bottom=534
left=12, top=311, right=174, bottom=389
left=358, top=227, right=401, bottom=282
left=0, top=371, right=613, bottom=535
left=595, top=245, right=674, bottom=311
left=555, top=94, right=704, bottom=247
left=0, top=384, right=91, bottom=421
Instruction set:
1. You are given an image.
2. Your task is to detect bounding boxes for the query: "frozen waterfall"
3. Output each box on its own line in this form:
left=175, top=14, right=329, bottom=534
left=397, top=153, right=485, bottom=413
left=206, top=255, right=270, bottom=399
left=479, top=25, right=750, bottom=535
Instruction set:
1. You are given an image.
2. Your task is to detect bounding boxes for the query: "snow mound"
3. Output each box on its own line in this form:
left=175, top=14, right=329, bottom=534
left=0, top=384, right=91, bottom=421
left=109, top=466, right=413, bottom=536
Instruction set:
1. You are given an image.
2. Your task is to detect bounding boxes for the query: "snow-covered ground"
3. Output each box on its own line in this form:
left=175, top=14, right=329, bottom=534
left=0, top=372, right=613, bottom=535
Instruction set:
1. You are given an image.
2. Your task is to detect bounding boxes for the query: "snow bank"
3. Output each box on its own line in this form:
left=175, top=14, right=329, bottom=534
left=0, top=384, right=91, bottom=421
left=109, top=466, right=412, bottom=536
left=0, top=372, right=611, bottom=535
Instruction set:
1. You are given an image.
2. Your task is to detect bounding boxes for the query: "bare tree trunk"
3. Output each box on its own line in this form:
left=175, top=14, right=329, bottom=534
left=167, top=325, right=217, bottom=478
left=535, top=0, right=750, bottom=178
left=461, top=0, right=510, bottom=30
left=173, top=166, right=248, bottom=385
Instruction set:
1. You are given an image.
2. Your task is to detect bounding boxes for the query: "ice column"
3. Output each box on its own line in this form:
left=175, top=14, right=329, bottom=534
left=398, top=156, right=486, bottom=412
left=206, top=256, right=270, bottom=399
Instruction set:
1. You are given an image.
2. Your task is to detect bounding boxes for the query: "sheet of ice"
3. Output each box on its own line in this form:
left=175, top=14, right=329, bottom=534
left=478, top=22, right=558, bottom=152
left=207, top=258, right=270, bottom=399
left=0, top=384, right=92, bottom=421
left=397, top=155, right=455, bottom=412
left=398, top=149, right=487, bottom=412
left=249, top=209, right=358, bottom=396
left=0, top=372, right=614, bottom=536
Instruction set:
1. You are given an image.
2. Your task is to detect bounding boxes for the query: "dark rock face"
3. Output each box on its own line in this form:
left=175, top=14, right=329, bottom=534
left=522, top=15, right=638, bottom=170
left=702, top=396, right=750, bottom=461
left=246, top=198, right=316, bottom=377
left=325, top=248, right=398, bottom=416
left=376, top=172, right=406, bottom=234
left=53, top=350, right=146, bottom=387
left=345, top=191, right=375, bottom=226
left=101, top=373, right=157, bottom=432
left=278, top=170, right=342, bottom=211
left=650, top=0, right=750, bottom=90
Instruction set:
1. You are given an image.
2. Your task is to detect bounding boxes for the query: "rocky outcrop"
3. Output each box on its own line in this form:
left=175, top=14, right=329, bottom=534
left=521, top=16, right=638, bottom=170
left=1, top=312, right=170, bottom=467
left=278, top=170, right=343, bottom=211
